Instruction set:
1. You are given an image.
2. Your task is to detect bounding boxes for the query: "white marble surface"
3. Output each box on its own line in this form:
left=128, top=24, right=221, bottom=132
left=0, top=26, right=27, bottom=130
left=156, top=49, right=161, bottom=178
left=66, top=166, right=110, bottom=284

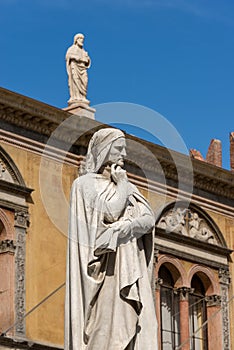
left=65, top=128, right=158, bottom=349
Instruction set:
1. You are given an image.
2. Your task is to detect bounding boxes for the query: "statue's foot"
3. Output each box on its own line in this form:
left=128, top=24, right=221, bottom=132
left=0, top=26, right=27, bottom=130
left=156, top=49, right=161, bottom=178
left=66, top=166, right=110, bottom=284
left=68, top=98, right=90, bottom=106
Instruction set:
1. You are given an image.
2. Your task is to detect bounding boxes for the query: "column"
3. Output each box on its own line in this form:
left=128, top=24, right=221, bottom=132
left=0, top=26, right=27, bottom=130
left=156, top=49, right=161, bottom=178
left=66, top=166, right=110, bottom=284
left=0, top=239, right=16, bottom=336
left=155, top=278, right=163, bottom=349
left=219, top=268, right=231, bottom=350
left=14, top=210, right=29, bottom=337
left=177, top=287, right=193, bottom=350
left=206, top=295, right=222, bottom=350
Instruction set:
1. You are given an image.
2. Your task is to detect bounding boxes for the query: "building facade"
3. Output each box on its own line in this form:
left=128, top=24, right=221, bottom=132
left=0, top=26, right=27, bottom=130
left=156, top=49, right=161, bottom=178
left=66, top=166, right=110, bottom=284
left=0, top=87, right=233, bottom=349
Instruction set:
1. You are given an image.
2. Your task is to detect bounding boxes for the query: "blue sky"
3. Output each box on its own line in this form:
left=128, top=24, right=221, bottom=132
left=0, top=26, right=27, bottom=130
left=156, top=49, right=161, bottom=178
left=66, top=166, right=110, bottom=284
left=0, top=0, right=234, bottom=169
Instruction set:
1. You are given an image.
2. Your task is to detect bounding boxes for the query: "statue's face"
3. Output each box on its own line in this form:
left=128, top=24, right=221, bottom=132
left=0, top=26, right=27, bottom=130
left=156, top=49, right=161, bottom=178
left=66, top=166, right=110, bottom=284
left=107, top=137, right=127, bottom=167
left=76, top=36, right=84, bottom=47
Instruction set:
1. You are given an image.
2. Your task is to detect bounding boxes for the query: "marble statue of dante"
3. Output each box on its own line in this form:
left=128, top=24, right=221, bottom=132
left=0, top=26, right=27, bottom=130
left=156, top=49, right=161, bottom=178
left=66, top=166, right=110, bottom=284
left=66, top=33, right=91, bottom=104
left=65, top=128, right=158, bottom=350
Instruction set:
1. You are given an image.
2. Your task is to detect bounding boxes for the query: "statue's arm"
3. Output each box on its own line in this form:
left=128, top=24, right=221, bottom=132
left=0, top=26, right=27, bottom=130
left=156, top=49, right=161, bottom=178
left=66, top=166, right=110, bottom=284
left=130, top=202, right=155, bottom=235
left=66, top=47, right=81, bottom=63
left=102, top=165, right=130, bottom=222
left=108, top=200, right=155, bottom=240
left=103, top=179, right=129, bottom=222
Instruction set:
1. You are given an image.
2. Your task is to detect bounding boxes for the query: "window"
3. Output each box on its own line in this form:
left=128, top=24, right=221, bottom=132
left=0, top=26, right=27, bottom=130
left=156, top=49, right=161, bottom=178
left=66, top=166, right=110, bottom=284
left=189, top=275, right=208, bottom=350
left=159, top=266, right=180, bottom=350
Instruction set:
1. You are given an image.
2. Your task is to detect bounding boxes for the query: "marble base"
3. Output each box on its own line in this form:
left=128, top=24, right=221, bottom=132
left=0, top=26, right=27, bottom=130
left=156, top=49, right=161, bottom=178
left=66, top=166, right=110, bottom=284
left=63, top=102, right=95, bottom=120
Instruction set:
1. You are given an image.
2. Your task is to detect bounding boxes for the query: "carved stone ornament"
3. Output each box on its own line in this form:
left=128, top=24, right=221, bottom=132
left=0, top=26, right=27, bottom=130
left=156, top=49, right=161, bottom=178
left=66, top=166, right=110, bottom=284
left=175, top=287, right=194, bottom=301
left=14, top=211, right=29, bottom=229
left=14, top=211, right=28, bottom=336
left=157, top=207, right=219, bottom=245
left=0, top=158, right=14, bottom=182
left=219, top=268, right=231, bottom=350
left=206, top=294, right=222, bottom=307
left=155, top=278, right=163, bottom=290
left=0, top=239, right=16, bottom=254
left=219, top=268, right=231, bottom=285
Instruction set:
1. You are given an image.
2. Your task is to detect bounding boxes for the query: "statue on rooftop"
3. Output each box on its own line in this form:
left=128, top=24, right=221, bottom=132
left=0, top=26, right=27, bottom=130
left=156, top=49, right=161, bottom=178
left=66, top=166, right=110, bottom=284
left=66, top=33, right=91, bottom=105
left=65, top=128, right=158, bottom=349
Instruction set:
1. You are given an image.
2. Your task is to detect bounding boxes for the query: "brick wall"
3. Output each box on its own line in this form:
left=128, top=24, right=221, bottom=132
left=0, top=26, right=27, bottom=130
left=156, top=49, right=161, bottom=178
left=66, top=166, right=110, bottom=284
left=230, top=132, right=234, bottom=172
left=206, top=139, right=222, bottom=167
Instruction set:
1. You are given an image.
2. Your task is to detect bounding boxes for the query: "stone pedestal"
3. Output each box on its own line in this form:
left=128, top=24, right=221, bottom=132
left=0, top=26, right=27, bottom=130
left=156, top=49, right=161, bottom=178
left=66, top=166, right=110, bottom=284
left=63, top=102, right=95, bottom=120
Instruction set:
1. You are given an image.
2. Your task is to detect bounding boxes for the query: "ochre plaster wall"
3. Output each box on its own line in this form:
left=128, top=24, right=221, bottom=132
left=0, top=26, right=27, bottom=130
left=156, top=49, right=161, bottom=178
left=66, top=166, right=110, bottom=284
left=2, top=143, right=77, bottom=346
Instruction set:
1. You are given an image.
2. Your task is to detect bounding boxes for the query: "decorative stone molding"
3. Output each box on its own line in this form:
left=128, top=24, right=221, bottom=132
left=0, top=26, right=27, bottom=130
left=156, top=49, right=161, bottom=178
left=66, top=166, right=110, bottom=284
left=0, top=146, right=26, bottom=186
left=176, top=287, right=194, bottom=301
left=0, top=335, right=62, bottom=350
left=154, top=249, right=159, bottom=264
left=206, top=295, right=222, bottom=307
left=14, top=227, right=26, bottom=336
left=157, top=206, right=219, bottom=245
left=0, top=159, right=6, bottom=175
left=0, top=239, right=16, bottom=254
left=14, top=211, right=29, bottom=229
left=219, top=268, right=231, bottom=285
left=219, top=268, right=231, bottom=350
left=155, top=278, right=163, bottom=290
left=14, top=211, right=28, bottom=336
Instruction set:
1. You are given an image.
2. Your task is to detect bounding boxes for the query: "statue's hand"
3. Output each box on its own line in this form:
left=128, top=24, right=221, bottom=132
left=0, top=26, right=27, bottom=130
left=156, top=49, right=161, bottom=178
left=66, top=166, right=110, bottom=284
left=111, top=220, right=132, bottom=239
left=111, top=164, right=127, bottom=184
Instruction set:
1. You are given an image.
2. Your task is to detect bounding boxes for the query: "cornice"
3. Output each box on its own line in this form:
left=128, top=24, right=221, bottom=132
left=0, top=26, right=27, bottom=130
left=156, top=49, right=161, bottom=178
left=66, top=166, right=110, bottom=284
left=0, top=335, right=62, bottom=350
left=0, top=179, right=33, bottom=197
left=156, top=227, right=233, bottom=257
left=0, top=87, right=234, bottom=202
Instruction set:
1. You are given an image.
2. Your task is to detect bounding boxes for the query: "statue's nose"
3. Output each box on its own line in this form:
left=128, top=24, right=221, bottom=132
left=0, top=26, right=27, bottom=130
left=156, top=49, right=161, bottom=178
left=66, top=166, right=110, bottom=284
left=121, top=149, right=127, bottom=157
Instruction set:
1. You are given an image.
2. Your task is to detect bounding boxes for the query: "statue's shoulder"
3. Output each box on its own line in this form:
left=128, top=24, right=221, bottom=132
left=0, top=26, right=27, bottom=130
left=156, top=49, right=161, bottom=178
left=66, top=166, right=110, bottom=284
left=128, top=181, right=140, bottom=194
left=72, top=173, right=98, bottom=188
left=66, top=44, right=77, bottom=58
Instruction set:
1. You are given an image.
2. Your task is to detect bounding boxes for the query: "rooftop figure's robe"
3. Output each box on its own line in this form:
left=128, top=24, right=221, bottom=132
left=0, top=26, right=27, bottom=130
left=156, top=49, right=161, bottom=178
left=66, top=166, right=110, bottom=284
left=66, top=43, right=90, bottom=103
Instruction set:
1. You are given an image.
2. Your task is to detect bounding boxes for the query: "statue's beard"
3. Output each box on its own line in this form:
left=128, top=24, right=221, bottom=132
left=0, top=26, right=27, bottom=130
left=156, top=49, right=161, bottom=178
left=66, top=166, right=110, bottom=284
left=116, top=159, right=124, bottom=167
left=102, top=159, right=125, bottom=169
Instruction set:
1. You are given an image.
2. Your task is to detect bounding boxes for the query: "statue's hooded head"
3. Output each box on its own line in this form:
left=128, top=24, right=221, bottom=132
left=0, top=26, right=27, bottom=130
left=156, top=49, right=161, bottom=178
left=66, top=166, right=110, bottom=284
left=74, top=33, right=84, bottom=46
left=84, top=128, right=126, bottom=174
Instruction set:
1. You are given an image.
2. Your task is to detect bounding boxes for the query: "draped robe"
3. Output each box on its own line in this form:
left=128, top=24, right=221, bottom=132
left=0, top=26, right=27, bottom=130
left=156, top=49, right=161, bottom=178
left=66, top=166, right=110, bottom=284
left=65, top=172, right=158, bottom=350
left=66, top=44, right=90, bottom=103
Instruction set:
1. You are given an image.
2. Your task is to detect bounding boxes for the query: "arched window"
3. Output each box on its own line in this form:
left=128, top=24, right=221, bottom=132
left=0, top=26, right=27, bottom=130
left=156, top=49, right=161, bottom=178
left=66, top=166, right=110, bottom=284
left=0, top=220, right=4, bottom=235
left=189, top=275, right=208, bottom=350
left=159, top=265, right=180, bottom=349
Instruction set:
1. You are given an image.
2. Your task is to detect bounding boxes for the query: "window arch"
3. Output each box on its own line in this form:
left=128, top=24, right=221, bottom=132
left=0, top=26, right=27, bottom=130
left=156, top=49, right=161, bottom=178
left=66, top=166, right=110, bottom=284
left=0, top=220, right=4, bottom=236
left=159, top=265, right=180, bottom=349
left=0, top=209, right=14, bottom=242
left=156, top=255, right=188, bottom=288
left=188, top=265, right=218, bottom=296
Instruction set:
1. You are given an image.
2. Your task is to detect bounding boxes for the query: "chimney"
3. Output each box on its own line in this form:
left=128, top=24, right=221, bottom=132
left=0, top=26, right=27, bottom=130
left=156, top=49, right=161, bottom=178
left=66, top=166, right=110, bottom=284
left=230, top=132, right=234, bottom=172
left=206, top=139, right=222, bottom=167
left=190, top=149, right=205, bottom=162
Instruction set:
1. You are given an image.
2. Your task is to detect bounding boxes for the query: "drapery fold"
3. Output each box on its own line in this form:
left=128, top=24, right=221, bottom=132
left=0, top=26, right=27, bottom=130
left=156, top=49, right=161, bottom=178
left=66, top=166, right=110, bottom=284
left=65, top=173, right=158, bottom=350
